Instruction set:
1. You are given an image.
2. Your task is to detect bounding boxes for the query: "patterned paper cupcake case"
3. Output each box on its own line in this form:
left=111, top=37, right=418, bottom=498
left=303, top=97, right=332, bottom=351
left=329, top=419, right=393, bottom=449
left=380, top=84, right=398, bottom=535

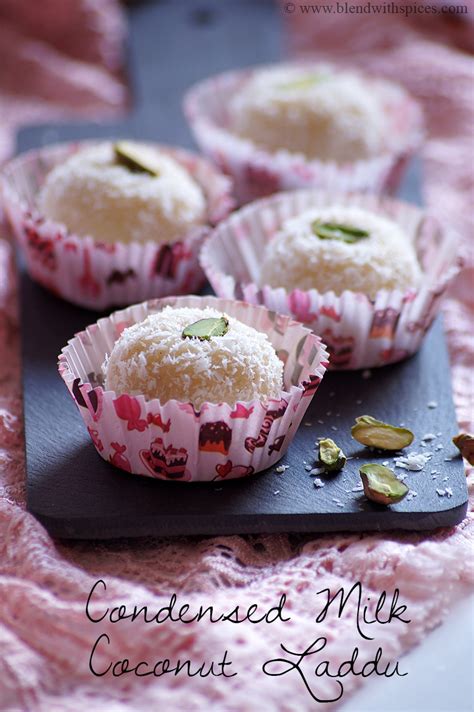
left=0, top=141, right=234, bottom=310
left=183, top=63, right=424, bottom=205
left=58, top=295, right=329, bottom=482
left=200, top=190, right=462, bottom=370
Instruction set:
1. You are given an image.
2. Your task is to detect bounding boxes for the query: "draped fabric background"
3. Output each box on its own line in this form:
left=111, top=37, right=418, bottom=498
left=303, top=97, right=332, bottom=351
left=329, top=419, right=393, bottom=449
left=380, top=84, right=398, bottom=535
left=0, top=1, right=473, bottom=709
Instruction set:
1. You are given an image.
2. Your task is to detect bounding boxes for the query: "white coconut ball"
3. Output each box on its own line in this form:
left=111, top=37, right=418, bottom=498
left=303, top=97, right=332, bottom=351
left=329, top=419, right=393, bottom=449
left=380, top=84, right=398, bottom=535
left=229, top=65, right=386, bottom=163
left=103, top=306, right=284, bottom=408
left=38, top=142, right=207, bottom=244
left=259, top=206, right=422, bottom=298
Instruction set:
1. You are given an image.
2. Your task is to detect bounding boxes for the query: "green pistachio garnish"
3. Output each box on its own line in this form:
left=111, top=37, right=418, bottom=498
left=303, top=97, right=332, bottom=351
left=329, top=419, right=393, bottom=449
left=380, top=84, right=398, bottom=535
left=452, top=433, right=474, bottom=465
left=114, top=141, right=161, bottom=176
left=182, top=316, right=229, bottom=341
left=318, top=438, right=346, bottom=472
left=311, top=221, right=370, bottom=244
left=279, top=73, right=327, bottom=91
left=351, top=416, right=414, bottom=451
left=359, top=463, right=409, bottom=505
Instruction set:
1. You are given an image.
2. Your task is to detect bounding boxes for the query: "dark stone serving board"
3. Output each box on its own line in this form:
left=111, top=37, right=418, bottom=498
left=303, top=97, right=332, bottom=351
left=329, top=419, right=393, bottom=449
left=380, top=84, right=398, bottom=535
left=16, top=0, right=467, bottom=539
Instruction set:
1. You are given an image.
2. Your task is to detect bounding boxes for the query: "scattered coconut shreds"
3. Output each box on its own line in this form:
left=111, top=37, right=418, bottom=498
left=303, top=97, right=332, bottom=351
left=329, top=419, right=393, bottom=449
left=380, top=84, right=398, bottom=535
left=305, top=465, right=312, bottom=472
left=428, top=401, right=438, bottom=409
left=362, top=369, right=371, bottom=379
left=317, top=419, right=324, bottom=425
left=326, top=410, right=332, bottom=416
left=421, top=442, right=427, bottom=447
left=314, top=478, right=325, bottom=488
left=356, top=399, right=362, bottom=405
left=435, top=443, right=444, bottom=451
left=352, top=484, right=364, bottom=492
left=437, top=432, right=442, bottom=437
left=382, top=461, right=389, bottom=466
left=331, top=426, right=338, bottom=432
left=422, top=433, right=437, bottom=441
left=304, top=422, right=312, bottom=427
left=436, top=488, right=453, bottom=498
left=310, top=467, right=324, bottom=476
left=406, top=490, right=418, bottom=501
left=431, top=469, right=438, bottom=474
left=395, top=451, right=432, bottom=471
left=275, top=464, right=289, bottom=474
left=273, top=490, right=280, bottom=495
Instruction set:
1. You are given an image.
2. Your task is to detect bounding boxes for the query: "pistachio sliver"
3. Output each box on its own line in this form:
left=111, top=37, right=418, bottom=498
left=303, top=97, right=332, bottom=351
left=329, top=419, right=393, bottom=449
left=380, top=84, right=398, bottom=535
left=279, top=73, right=327, bottom=91
left=359, top=463, right=408, bottom=505
left=319, top=437, right=346, bottom=472
left=114, top=141, right=161, bottom=176
left=182, top=316, right=229, bottom=341
left=452, top=433, right=474, bottom=465
left=351, top=415, right=414, bottom=451
left=311, top=221, right=370, bottom=244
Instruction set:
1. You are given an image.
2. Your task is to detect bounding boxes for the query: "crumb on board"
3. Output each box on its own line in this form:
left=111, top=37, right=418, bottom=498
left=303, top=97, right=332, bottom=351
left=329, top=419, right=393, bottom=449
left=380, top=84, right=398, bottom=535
left=275, top=464, right=289, bottom=474
left=436, top=487, right=453, bottom=498
left=395, top=452, right=431, bottom=471
left=428, top=401, right=438, bottom=409
left=314, top=478, right=325, bottom=488
left=422, top=433, right=437, bottom=441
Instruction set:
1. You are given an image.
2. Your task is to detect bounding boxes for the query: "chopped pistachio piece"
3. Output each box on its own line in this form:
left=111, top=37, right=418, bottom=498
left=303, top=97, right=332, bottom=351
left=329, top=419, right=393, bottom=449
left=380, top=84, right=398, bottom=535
left=351, top=415, right=414, bottom=451
left=359, top=463, right=409, bottom=505
left=279, top=73, right=327, bottom=91
left=114, top=141, right=161, bottom=176
left=318, top=437, right=346, bottom=472
left=311, top=221, right=370, bottom=244
left=452, top=433, right=474, bottom=465
left=182, top=316, right=229, bottom=341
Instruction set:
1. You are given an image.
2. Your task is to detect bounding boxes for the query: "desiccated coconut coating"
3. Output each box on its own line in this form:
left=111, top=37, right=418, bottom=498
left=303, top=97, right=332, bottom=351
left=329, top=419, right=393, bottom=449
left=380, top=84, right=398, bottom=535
left=229, top=65, right=386, bottom=163
left=259, top=206, right=422, bottom=298
left=103, top=306, right=284, bottom=408
left=38, top=142, right=206, bottom=244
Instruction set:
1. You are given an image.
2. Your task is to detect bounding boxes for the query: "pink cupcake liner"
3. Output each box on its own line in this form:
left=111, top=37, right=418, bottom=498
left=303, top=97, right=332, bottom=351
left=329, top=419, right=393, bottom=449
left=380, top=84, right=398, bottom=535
left=0, top=141, right=234, bottom=310
left=58, top=295, right=329, bottom=482
left=183, top=63, right=424, bottom=205
left=200, top=190, right=462, bottom=370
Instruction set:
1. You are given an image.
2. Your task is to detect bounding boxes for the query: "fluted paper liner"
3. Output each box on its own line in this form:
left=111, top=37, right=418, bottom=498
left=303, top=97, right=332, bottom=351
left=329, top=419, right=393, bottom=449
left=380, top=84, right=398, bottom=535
left=58, top=295, right=329, bottom=482
left=1, top=141, right=234, bottom=310
left=200, top=190, right=462, bottom=370
left=184, top=63, right=424, bottom=205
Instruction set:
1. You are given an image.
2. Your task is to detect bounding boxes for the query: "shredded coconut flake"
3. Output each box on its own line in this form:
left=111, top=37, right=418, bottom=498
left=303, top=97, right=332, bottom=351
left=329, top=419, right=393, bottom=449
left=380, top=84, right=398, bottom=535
left=395, top=451, right=431, bottom=471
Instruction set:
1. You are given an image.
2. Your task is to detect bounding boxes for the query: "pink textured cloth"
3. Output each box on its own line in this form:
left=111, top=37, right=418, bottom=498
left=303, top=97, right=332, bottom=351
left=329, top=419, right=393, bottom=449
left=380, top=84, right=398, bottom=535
left=1, top=5, right=474, bottom=711
left=0, top=0, right=128, bottom=162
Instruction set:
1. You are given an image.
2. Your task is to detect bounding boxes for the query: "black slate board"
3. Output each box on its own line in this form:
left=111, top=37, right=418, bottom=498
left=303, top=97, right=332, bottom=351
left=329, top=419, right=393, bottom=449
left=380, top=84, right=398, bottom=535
left=17, top=0, right=467, bottom=539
